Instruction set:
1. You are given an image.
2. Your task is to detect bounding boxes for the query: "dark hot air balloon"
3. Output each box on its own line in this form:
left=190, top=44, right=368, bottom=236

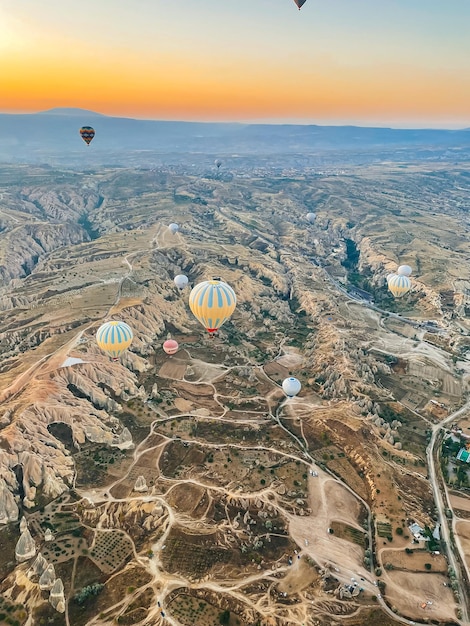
left=293, top=0, right=307, bottom=8
left=80, top=126, right=95, bottom=145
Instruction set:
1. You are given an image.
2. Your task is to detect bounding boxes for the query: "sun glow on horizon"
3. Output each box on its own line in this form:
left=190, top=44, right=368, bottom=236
left=1, top=0, right=469, bottom=128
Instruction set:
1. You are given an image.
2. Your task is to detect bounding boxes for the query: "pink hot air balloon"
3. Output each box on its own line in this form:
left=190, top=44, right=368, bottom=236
left=163, top=339, right=179, bottom=355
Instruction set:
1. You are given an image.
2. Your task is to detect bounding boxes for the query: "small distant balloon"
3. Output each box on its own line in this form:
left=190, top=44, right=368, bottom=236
left=215, top=159, right=222, bottom=169
left=163, top=339, right=179, bottom=355
left=293, top=0, right=307, bottom=8
left=169, top=223, right=179, bottom=234
left=96, top=321, right=133, bottom=360
left=174, top=275, right=189, bottom=290
left=282, top=377, right=301, bottom=398
left=306, top=212, right=316, bottom=224
left=388, top=274, right=411, bottom=298
left=80, top=126, right=95, bottom=145
left=397, top=265, right=412, bottom=277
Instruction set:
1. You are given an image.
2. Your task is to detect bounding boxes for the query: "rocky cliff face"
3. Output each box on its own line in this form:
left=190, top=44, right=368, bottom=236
left=0, top=355, right=145, bottom=515
left=0, top=222, right=90, bottom=286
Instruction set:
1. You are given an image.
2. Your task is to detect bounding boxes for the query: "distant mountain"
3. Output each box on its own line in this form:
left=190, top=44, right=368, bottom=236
left=0, top=108, right=469, bottom=165
left=37, top=107, right=107, bottom=117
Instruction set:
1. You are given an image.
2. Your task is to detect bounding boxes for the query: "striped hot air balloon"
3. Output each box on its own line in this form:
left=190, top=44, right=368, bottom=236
left=188, top=279, right=236, bottom=335
left=79, top=126, right=95, bottom=145
left=96, top=321, right=133, bottom=360
left=387, top=274, right=411, bottom=298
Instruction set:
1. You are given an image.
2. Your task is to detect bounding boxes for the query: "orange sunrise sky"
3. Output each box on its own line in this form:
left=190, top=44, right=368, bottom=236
left=1, top=0, right=469, bottom=127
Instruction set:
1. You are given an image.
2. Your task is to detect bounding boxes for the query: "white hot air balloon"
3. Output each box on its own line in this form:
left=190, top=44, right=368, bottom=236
left=282, top=377, right=301, bottom=398
left=306, top=212, right=316, bottom=224
left=174, top=275, right=189, bottom=290
left=397, top=264, right=412, bottom=277
left=168, top=223, right=179, bottom=234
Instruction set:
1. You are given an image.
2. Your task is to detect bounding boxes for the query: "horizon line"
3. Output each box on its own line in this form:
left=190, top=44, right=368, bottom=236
left=1, top=107, right=469, bottom=132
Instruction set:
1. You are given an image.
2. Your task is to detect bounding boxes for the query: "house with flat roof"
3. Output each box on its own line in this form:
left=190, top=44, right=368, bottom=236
left=457, top=448, right=470, bottom=463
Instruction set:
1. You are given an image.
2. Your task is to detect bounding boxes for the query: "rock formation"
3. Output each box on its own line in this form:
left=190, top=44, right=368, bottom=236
left=0, top=478, right=19, bottom=525
left=15, top=528, right=36, bottom=562
left=113, top=426, right=134, bottom=450
left=39, top=563, right=56, bottom=590
left=28, top=553, right=47, bottom=579
left=49, top=578, right=65, bottom=613
left=134, top=476, right=148, bottom=492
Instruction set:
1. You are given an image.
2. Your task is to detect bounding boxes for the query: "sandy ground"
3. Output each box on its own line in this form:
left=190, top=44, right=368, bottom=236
left=381, top=548, right=447, bottom=572
left=382, top=570, right=456, bottom=621
left=288, top=471, right=371, bottom=590
left=455, top=521, right=470, bottom=570
left=449, top=493, right=470, bottom=513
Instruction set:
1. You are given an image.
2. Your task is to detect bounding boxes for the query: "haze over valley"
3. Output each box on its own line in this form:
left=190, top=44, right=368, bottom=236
left=0, top=109, right=470, bottom=625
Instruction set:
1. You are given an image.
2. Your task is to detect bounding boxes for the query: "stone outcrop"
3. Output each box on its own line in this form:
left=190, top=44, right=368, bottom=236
left=0, top=478, right=19, bottom=525
left=15, top=528, right=36, bottom=562
left=49, top=578, right=65, bottom=613
left=28, top=553, right=47, bottom=579
left=134, top=476, right=148, bottom=492
left=39, top=563, right=56, bottom=590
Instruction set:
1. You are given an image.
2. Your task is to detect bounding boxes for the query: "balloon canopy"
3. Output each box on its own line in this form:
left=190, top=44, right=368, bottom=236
left=169, top=223, right=179, bottom=234
left=387, top=274, right=411, bottom=298
left=189, top=279, right=237, bottom=334
left=163, top=339, right=179, bottom=355
left=79, top=126, right=95, bottom=145
left=174, top=275, right=189, bottom=290
left=215, top=159, right=222, bottom=169
left=282, top=377, right=302, bottom=397
left=293, top=0, right=307, bottom=8
left=397, top=264, right=412, bottom=277
left=306, top=212, right=316, bottom=223
left=96, top=321, right=133, bottom=359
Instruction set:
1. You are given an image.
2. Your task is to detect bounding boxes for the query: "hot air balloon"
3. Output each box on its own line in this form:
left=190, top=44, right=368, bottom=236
left=96, top=321, right=133, bottom=360
left=387, top=274, right=411, bottom=298
left=80, top=126, right=95, bottom=145
left=306, top=212, right=316, bottom=224
left=282, top=377, right=301, bottom=398
left=169, top=223, right=179, bottom=234
left=163, top=339, right=179, bottom=355
left=215, top=159, right=222, bottom=169
left=189, top=279, right=236, bottom=335
left=174, top=275, right=189, bottom=290
left=293, top=0, right=307, bottom=8
left=397, top=264, right=412, bottom=277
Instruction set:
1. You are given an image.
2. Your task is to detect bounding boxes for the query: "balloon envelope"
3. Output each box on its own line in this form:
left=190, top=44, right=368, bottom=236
left=163, top=339, right=179, bottom=355
left=293, top=0, right=307, bottom=7
left=282, top=377, right=301, bottom=397
left=169, top=223, right=179, bottom=234
left=397, top=265, right=412, bottom=277
left=306, top=212, right=316, bottom=223
left=215, top=159, right=222, bottom=169
left=174, top=275, right=189, bottom=290
left=189, top=279, right=236, bottom=334
left=80, top=126, right=95, bottom=145
left=96, top=321, right=133, bottom=358
left=388, top=274, right=411, bottom=298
